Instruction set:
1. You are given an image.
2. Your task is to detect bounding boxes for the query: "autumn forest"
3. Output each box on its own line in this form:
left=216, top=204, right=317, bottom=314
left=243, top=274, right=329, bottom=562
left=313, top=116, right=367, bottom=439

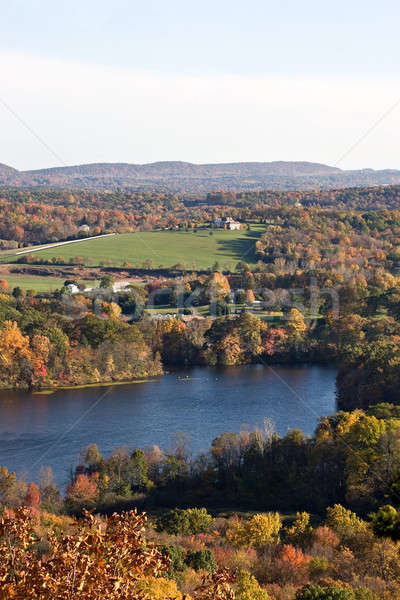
left=1, top=178, right=400, bottom=599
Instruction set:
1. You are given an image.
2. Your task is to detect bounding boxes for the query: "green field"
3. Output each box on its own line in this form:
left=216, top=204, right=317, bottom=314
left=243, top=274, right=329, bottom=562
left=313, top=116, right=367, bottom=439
left=12, top=226, right=266, bottom=270
left=0, top=274, right=94, bottom=292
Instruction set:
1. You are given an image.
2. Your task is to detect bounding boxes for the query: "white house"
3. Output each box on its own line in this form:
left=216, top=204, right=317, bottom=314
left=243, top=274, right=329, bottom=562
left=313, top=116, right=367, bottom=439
left=213, top=217, right=241, bottom=230
left=66, top=283, right=80, bottom=294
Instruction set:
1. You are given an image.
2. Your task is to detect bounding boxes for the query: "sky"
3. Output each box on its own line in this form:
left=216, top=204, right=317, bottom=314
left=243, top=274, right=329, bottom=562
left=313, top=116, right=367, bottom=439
left=1, top=0, right=400, bottom=171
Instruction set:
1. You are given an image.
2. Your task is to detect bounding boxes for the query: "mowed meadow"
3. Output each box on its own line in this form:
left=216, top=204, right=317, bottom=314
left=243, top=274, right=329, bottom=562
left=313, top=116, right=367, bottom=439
left=0, top=274, right=95, bottom=291
left=13, top=225, right=266, bottom=270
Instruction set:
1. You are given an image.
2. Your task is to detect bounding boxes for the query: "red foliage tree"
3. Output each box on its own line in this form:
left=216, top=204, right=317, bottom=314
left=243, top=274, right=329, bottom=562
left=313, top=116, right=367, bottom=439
left=24, top=482, right=41, bottom=521
left=66, top=473, right=99, bottom=508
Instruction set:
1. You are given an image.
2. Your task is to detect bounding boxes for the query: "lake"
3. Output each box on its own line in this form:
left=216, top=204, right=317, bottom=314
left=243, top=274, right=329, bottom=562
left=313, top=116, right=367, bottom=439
left=0, top=364, right=336, bottom=488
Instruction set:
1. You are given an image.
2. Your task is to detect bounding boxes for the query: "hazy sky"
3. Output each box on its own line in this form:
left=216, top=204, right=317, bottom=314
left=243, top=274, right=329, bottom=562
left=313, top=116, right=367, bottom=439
left=1, top=0, right=400, bottom=170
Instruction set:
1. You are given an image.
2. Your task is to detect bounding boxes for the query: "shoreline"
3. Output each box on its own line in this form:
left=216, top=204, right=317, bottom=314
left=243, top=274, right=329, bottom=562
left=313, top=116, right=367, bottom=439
left=32, top=377, right=159, bottom=395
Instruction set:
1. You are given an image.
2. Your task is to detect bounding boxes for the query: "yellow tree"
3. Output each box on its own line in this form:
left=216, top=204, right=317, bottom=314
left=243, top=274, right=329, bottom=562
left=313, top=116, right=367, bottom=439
left=134, top=576, right=183, bottom=599
left=227, top=513, right=282, bottom=548
left=0, top=320, right=33, bottom=386
left=205, top=272, right=231, bottom=302
left=218, top=332, right=244, bottom=365
left=285, top=308, right=307, bottom=341
left=107, top=301, right=122, bottom=320
left=235, top=570, right=270, bottom=600
left=285, top=512, right=313, bottom=546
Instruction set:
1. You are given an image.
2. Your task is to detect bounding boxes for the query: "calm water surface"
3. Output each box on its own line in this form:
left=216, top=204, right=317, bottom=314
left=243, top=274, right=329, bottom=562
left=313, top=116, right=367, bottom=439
left=0, top=365, right=336, bottom=487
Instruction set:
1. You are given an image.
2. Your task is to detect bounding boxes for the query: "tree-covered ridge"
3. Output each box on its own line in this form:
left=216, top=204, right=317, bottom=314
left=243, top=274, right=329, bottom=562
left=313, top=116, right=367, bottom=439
left=205, top=185, right=400, bottom=210
left=1, top=160, right=400, bottom=191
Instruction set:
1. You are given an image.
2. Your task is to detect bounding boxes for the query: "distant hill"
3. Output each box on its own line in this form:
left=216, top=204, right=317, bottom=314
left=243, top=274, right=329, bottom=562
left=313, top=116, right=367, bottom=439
left=1, top=160, right=400, bottom=191
left=0, top=163, right=19, bottom=178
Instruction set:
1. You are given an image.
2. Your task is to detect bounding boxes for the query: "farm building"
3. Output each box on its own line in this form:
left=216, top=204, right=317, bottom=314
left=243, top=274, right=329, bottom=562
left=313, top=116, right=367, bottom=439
left=213, top=217, right=241, bottom=230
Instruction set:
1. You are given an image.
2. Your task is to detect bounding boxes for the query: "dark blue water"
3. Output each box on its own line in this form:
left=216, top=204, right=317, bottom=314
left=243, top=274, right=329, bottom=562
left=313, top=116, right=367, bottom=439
left=0, top=365, right=336, bottom=488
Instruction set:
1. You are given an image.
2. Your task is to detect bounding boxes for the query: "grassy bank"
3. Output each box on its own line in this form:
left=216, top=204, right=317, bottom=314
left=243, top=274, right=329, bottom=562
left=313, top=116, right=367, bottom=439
left=33, top=378, right=159, bottom=395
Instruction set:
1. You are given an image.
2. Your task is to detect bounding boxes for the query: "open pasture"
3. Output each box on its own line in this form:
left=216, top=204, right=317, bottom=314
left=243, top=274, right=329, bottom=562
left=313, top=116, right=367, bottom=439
left=12, top=226, right=266, bottom=271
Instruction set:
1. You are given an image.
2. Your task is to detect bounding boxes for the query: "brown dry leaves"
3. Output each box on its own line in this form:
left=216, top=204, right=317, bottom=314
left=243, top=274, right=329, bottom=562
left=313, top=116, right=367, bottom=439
left=0, top=507, right=235, bottom=600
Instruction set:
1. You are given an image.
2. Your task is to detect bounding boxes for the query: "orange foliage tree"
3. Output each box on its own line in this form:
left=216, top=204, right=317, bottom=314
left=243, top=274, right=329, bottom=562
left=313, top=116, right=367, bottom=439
left=66, top=473, right=99, bottom=510
left=276, top=544, right=310, bottom=585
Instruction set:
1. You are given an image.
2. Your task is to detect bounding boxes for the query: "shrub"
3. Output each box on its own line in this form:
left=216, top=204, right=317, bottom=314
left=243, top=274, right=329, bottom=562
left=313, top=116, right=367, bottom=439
left=325, top=505, right=368, bottom=545
left=134, top=576, right=183, bottom=599
left=227, top=513, right=282, bottom=548
left=369, top=504, right=400, bottom=541
left=312, top=526, right=340, bottom=548
left=295, top=583, right=353, bottom=599
left=277, top=544, right=310, bottom=585
left=235, top=570, right=270, bottom=600
left=0, top=507, right=169, bottom=598
left=285, top=512, right=313, bottom=546
left=0, top=508, right=234, bottom=599
left=309, top=557, right=331, bottom=578
left=159, top=544, right=186, bottom=580
left=181, top=567, right=204, bottom=597
left=158, top=507, right=213, bottom=535
left=185, top=549, right=217, bottom=573
left=353, top=589, right=380, bottom=600
left=215, top=546, right=258, bottom=572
